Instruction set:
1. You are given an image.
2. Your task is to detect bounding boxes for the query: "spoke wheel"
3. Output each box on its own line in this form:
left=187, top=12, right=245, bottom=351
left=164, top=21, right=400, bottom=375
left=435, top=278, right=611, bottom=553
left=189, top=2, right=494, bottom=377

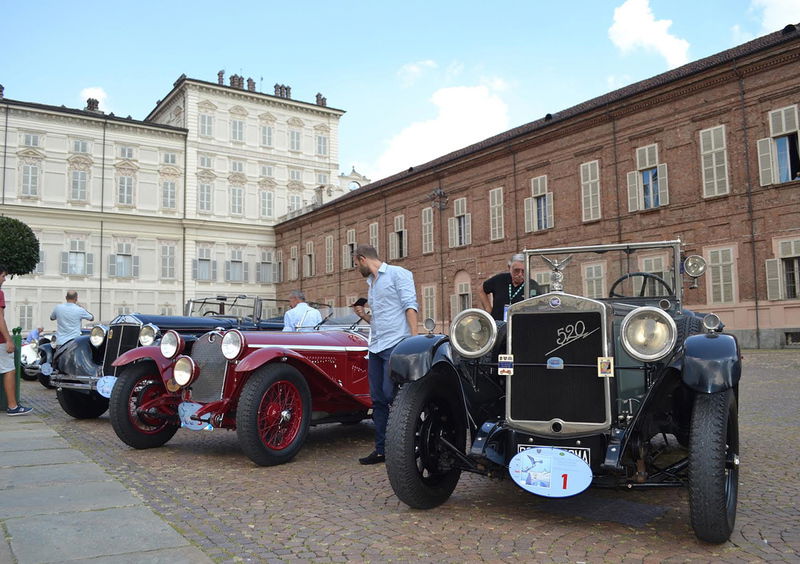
left=386, top=373, right=466, bottom=509
left=109, top=363, right=179, bottom=449
left=237, top=364, right=311, bottom=466
left=688, top=389, right=739, bottom=543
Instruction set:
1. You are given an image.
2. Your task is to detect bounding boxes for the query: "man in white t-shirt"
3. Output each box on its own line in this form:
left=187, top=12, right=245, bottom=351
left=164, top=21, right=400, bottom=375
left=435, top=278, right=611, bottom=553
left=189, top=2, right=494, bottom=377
left=50, top=290, right=93, bottom=346
left=282, top=290, right=322, bottom=332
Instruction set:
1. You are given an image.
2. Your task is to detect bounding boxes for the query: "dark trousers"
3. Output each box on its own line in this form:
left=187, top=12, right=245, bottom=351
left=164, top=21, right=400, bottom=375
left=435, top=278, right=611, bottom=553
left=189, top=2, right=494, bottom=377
left=367, top=345, right=397, bottom=454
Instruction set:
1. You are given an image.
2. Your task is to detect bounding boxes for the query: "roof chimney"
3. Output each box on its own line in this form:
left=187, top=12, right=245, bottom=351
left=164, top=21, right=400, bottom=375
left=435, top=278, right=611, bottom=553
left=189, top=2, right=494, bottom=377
left=85, top=98, right=100, bottom=112
left=315, top=93, right=327, bottom=106
left=247, top=77, right=255, bottom=91
left=0, top=84, right=4, bottom=100
left=218, top=70, right=225, bottom=85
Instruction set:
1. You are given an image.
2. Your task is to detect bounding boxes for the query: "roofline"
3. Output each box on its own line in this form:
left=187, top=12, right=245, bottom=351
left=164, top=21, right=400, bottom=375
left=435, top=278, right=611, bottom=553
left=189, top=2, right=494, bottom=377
left=145, top=76, right=346, bottom=122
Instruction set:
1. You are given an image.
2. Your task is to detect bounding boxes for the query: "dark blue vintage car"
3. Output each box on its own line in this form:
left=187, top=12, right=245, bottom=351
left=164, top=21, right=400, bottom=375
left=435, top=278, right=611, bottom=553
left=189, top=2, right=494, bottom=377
left=47, top=295, right=306, bottom=419
left=385, top=240, right=740, bottom=544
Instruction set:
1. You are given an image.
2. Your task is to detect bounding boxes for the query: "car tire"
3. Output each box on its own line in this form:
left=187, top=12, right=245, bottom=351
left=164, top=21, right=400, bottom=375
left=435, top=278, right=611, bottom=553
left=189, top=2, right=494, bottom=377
left=21, top=370, right=39, bottom=382
left=386, top=373, right=466, bottom=509
left=57, top=388, right=109, bottom=419
left=688, top=388, right=739, bottom=543
left=38, top=372, right=56, bottom=389
left=237, top=364, right=311, bottom=466
left=109, top=363, right=179, bottom=449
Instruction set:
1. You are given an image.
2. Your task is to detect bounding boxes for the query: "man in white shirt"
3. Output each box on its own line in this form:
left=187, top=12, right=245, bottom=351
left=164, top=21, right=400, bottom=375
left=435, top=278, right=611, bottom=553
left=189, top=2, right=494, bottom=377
left=50, top=290, right=93, bottom=346
left=282, top=290, right=322, bottom=332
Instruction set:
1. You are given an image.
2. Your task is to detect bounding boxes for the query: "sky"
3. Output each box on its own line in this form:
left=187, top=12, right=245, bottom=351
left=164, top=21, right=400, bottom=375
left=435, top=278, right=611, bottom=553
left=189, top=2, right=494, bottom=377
left=1, top=0, right=797, bottom=183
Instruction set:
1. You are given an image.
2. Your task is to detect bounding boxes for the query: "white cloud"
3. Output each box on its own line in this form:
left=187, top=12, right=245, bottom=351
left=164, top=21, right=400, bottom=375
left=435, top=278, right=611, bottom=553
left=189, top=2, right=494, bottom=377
left=370, top=85, right=509, bottom=181
left=609, top=0, right=690, bottom=69
left=751, top=0, right=799, bottom=32
left=79, top=87, right=110, bottom=112
left=397, top=60, right=438, bottom=87
left=730, top=24, right=756, bottom=44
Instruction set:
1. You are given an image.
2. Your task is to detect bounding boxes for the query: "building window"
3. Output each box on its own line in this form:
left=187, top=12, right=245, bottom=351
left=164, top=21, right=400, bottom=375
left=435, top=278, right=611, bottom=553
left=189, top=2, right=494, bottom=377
left=699, top=125, right=729, bottom=197
left=160, top=242, right=176, bottom=279
left=119, top=146, right=134, bottom=159
left=194, top=247, right=215, bottom=281
left=230, top=186, right=244, bottom=215
left=758, top=105, right=800, bottom=185
left=421, top=207, right=434, bottom=254
left=159, top=305, right=175, bottom=316
left=325, top=235, right=334, bottom=273
left=288, top=194, right=302, bottom=212
left=109, top=242, right=138, bottom=278
left=261, top=125, right=273, bottom=147
left=261, top=164, right=273, bottom=177
left=766, top=239, right=800, bottom=300
left=18, top=304, right=34, bottom=331
left=72, top=139, right=89, bottom=153
left=259, top=190, right=274, bottom=218
left=451, top=282, right=472, bottom=316
left=256, top=249, right=274, bottom=283
left=423, top=286, right=436, bottom=321
left=230, top=160, right=244, bottom=173
left=316, top=135, right=328, bottom=156
left=71, top=170, right=88, bottom=201
left=303, top=241, right=315, bottom=277
left=639, top=256, right=669, bottom=297
left=23, top=133, right=40, bottom=147
left=22, top=164, right=40, bottom=197
left=62, top=239, right=93, bottom=276
left=342, top=229, right=356, bottom=269
left=289, top=129, right=301, bottom=151
left=708, top=248, right=734, bottom=304
left=198, top=183, right=212, bottom=213
left=317, top=172, right=329, bottom=185
left=162, top=180, right=176, bottom=209
left=584, top=264, right=605, bottom=299
left=448, top=197, right=471, bottom=248
left=118, top=175, right=134, bottom=206
left=489, top=187, right=504, bottom=241
left=533, top=270, right=551, bottom=294
left=289, top=246, right=298, bottom=281
left=199, top=114, right=213, bottom=137
left=389, top=215, right=407, bottom=260
left=226, top=248, right=246, bottom=283
left=369, top=222, right=379, bottom=254
left=289, top=169, right=302, bottom=181
left=231, top=119, right=245, bottom=142
left=163, top=152, right=177, bottom=165
left=275, top=250, right=283, bottom=283
left=579, top=162, right=601, bottom=222
left=117, top=305, right=132, bottom=315
left=199, top=154, right=213, bottom=168
left=526, top=175, right=554, bottom=230
left=627, top=144, right=669, bottom=211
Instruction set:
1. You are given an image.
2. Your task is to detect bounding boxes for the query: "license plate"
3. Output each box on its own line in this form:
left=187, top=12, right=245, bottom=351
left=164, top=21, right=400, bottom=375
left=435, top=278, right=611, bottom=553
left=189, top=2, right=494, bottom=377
left=518, top=444, right=591, bottom=465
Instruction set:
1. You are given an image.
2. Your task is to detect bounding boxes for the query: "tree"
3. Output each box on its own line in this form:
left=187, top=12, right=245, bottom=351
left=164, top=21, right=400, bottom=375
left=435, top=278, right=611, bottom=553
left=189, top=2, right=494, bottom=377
left=0, top=216, right=39, bottom=276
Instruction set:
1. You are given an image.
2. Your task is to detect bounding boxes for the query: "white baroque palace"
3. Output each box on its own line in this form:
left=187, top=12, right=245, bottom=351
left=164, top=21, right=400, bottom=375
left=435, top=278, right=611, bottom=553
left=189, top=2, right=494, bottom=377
left=0, top=73, right=358, bottom=330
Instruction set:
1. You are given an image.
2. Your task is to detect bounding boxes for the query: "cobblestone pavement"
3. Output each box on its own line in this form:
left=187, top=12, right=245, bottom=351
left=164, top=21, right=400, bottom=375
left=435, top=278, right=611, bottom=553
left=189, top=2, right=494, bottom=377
left=19, top=350, right=800, bottom=563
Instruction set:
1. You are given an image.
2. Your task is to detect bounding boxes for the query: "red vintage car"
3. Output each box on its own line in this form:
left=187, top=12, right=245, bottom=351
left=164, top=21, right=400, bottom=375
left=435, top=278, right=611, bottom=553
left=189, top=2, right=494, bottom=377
left=108, top=327, right=371, bottom=466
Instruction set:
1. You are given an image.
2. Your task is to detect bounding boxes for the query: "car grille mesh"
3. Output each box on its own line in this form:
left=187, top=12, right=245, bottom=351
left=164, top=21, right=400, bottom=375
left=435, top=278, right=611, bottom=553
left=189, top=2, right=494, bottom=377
left=189, top=335, right=227, bottom=403
left=510, top=311, right=606, bottom=424
left=102, top=324, right=140, bottom=377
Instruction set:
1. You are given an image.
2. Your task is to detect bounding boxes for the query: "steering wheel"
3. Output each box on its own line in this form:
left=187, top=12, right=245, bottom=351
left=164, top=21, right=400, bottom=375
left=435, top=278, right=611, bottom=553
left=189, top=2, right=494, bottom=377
left=609, top=272, right=673, bottom=298
left=203, top=310, right=217, bottom=316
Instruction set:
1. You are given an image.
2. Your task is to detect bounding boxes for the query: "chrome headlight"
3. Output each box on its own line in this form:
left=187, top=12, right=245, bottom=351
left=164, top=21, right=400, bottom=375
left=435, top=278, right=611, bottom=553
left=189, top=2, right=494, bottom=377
left=160, top=330, right=182, bottom=359
left=620, top=306, right=677, bottom=362
left=684, top=255, right=706, bottom=278
left=450, top=309, right=497, bottom=358
left=138, top=324, right=159, bottom=346
left=90, top=325, right=108, bottom=348
left=173, top=356, right=196, bottom=387
left=221, top=330, right=245, bottom=360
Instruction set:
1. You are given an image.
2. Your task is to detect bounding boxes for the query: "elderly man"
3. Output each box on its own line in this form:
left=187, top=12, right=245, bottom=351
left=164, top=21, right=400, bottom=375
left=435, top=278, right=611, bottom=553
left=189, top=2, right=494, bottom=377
left=478, top=253, right=542, bottom=321
left=50, top=290, right=93, bottom=346
left=282, top=290, right=322, bottom=332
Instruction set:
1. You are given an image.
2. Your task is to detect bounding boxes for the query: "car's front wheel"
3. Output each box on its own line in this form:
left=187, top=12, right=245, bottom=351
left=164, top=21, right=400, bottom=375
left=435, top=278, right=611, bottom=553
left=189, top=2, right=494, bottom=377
left=57, top=388, right=109, bottom=419
left=688, top=388, right=739, bottom=543
left=386, top=372, right=466, bottom=509
left=109, top=363, right=179, bottom=449
left=237, top=364, right=311, bottom=466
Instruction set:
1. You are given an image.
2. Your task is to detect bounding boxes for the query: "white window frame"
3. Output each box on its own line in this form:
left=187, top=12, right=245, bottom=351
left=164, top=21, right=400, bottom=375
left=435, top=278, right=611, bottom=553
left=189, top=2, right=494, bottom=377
left=627, top=144, right=669, bottom=212
left=230, top=186, right=244, bottom=215
left=421, top=207, right=434, bottom=254
left=163, top=152, right=177, bottom=165
left=757, top=105, right=800, bottom=186
left=230, top=160, right=245, bottom=173
left=289, top=245, right=298, bottom=281
left=199, top=114, right=213, bottom=137
left=525, top=175, right=554, bottom=230
left=195, top=246, right=215, bottom=281
left=119, top=145, right=134, bottom=159
left=423, top=285, right=436, bottom=322
left=342, top=229, right=356, bottom=270
left=489, top=187, right=504, bottom=241
left=584, top=263, right=605, bottom=299
left=369, top=222, right=379, bottom=254
left=707, top=247, right=735, bottom=304
left=199, top=154, right=213, bottom=168
left=699, top=125, right=729, bottom=197
left=389, top=215, right=408, bottom=260
left=316, top=135, right=328, bottom=156
left=448, top=197, right=472, bottom=248
left=21, top=163, right=39, bottom=197
left=231, top=119, right=245, bottom=142
left=289, top=130, right=302, bottom=152
left=198, top=182, right=213, bottom=213
left=162, top=180, right=177, bottom=210
left=288, top=193, right=302, bottom=212
left=23, top=133, right=40, bottom=147
left=109, top=241, right=138, bottom=279
left=579, top=163, right=600, bottom=222
left=766, top=238, right=800, bottom=301
left=261, top=125, right=273, bottom=147
left=226, top=248, right=246, bottom=283
left=160, top=241, right=176, bottom=279
left=260, top=190, right=274, bottom=218
left=72, top=139, right=89, bottom=154
left=62, top=239, right=92, bottom=276
left=303, top=241, right=315, bottom=277
left=71, top=170, right=88, bottom=201
left=118, top=175, right=134, bottom=206
left=257, top=249, right=274, bottom=283
left=325, top=235, right=334, bottom=273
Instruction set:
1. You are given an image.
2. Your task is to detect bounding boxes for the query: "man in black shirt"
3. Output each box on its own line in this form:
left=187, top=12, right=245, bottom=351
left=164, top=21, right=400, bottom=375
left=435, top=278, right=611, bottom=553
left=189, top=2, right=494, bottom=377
left=478, top=253, right=542, bottom=321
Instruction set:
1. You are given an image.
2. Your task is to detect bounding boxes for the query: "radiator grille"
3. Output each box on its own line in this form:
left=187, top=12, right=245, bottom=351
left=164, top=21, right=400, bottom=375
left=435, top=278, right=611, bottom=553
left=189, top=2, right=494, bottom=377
left=509, top=311, right=606, bottom=424
left=189, top=334, right=228, bottom=403
left=102, top=324, right=141, bottom=377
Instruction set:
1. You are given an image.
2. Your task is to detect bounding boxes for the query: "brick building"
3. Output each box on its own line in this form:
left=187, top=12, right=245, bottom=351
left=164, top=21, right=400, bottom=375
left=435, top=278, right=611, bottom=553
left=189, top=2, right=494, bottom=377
left=275, top=24, right=800, bottom=348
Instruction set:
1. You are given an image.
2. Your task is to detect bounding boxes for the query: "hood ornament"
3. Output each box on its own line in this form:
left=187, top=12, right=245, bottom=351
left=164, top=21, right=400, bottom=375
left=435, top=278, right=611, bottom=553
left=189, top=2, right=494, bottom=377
left=541, top=255, right=572, bottom=292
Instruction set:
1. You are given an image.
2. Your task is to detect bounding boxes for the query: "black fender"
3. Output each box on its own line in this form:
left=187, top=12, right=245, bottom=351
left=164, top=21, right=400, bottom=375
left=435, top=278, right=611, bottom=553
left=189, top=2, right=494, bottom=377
left=682, top=332, right=741, bottom=393
left=53, top=336, right=101, bottom=377
left=389, top=334, right=452, bottom=384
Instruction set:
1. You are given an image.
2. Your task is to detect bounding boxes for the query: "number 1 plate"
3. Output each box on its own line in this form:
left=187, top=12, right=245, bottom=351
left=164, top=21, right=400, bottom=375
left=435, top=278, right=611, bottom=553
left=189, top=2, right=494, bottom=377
left=508, top=446, right=593, bottom=498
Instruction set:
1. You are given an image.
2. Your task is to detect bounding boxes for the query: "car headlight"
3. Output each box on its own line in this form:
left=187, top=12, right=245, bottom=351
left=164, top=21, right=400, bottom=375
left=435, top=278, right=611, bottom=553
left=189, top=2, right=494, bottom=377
left=620, top=306, right=677, bottom=362
left=450, top=309, right=497, bottom=358
left=90, top=325, right=108, bottom=348
left=684, top=255, right=707, bottom=278
left=173, top=356, right=196, bottom=387
left=138, top=324, right=159, bottom=346
left=160, top=330, right=182, bottom=359
left=221, top=330, right=245, bottom=360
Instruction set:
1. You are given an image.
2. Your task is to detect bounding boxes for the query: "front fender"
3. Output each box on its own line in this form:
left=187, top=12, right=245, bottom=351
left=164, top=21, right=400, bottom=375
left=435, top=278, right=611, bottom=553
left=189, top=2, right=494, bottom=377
left=389, top=334, right=451, bottom=384
left=234, top=346, right=331, bottom=382
left=682, top=332, right=741, bottom=393
left=53, top=336, right=99, bottom=376
left=112, top=346, right=173, bottom=375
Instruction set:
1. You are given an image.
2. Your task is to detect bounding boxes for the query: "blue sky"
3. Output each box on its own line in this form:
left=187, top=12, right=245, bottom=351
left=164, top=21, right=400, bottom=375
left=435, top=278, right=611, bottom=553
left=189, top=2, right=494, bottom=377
left=1, top=0, right=796, bottom=182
